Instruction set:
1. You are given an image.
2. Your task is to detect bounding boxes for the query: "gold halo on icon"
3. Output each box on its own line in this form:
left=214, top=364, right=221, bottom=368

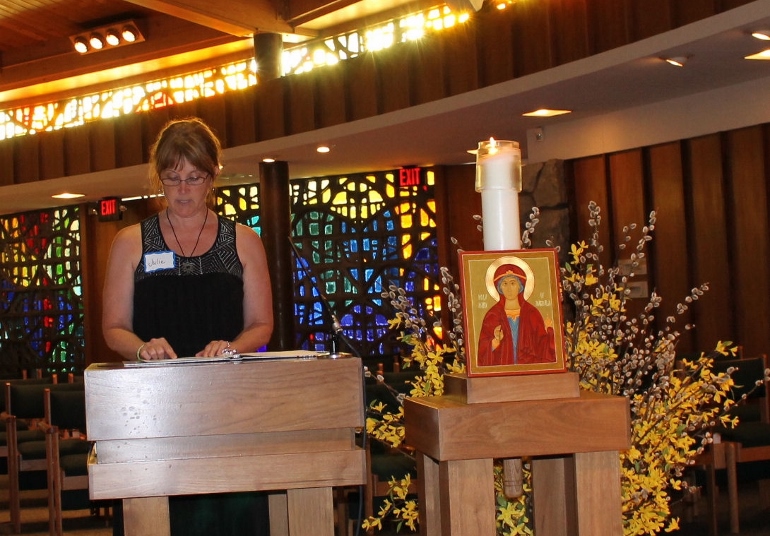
left=485, top=256, right=535, bottom=302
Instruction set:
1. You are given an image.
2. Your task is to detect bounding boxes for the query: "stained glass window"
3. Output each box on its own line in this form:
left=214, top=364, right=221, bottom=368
left=217, top=169, right=440, bottom=358
left=0, top=207, right=84, bottom=377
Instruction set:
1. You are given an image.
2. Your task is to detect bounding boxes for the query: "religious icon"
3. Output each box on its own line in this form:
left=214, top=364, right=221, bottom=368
left=459, top=249, right=567, bottom=377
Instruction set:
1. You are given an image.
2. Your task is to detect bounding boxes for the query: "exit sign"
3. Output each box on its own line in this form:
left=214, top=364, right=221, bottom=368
left=399, top=167, right=422, bottom=188
left=97, top=197, right=122, bottom=222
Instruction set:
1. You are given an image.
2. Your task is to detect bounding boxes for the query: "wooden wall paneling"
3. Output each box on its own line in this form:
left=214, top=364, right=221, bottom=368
left=720, top=0, right=757, bottom=11
left=441, top=23, right=479, bottom=97
left=647, top=142, right=693, bottom=347
left=670, top=0, right=718, bottom=26
left=627, top=0, right=673, bottom=41
left=114, top=114, right=146, bottom=168
left=39, top=130, right=65, bottom=180
left=143, top=108, right=174, bottom=159
left=547, top=0, right=590, bottom=66
left=411, top=35, right=446, bottom=106
left=435, top=164, right=481, bottom=279
left=685, top=134, right=732, bottom=351
left=570, top=155, right=612, bottom=268
left=13, top=134, right=39, bottom=184
left=89, top=120, right=117, bottom=172
left=608, top=149, right=647, bottom=319
left=725, top=126, right=770, bottom=356
left=511, top=0, right=552, bottom=77
left=224, top=89, right=258, bottom=147
left=0, top=140, right=13, bottom=186
left=255, top=77, right=287, bottom=141
left=585, top=0, right=629, bottom=54
left=376, top=45, right=413, bottom=114
left=196, top=96, right=229, bottom=148
left=476, top=8, right=514, bottom=87
left=286, top=72, right=317, bottom=135
left=345, top=54, right=379, bottom=120
left=608, top=149, right=646, bottom=236
left=314, top=66, right=348, bottom=129
left=64, top=127, right=92, bottom=176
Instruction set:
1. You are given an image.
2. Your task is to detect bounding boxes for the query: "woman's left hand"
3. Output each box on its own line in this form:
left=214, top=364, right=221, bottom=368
left=196, top=340, right=236, bottom=357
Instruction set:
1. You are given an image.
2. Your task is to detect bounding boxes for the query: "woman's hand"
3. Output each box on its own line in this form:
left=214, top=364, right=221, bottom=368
left=137, top=337, right=177, bottom=360
left=196, top=340, right=236, bottom=357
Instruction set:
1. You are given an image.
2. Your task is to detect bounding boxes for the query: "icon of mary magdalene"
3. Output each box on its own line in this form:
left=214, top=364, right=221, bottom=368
left=477, top=262, right=557, bottom=366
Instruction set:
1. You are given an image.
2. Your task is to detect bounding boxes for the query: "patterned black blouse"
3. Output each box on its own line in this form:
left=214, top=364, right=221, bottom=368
left=133, top=213, right=244, bottom=357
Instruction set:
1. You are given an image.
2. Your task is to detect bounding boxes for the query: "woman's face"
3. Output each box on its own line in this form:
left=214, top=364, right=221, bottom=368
left=160, top=158, right=213, bottom=218
left=499, top=276, right=522, bottom=300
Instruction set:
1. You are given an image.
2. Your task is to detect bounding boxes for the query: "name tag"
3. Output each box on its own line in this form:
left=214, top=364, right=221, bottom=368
left=144, top=251, right=176, bottom=272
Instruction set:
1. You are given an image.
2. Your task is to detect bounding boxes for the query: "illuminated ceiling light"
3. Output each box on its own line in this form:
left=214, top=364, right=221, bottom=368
left=745, top=49, right=770, bottom=60
left=262, top=157, right=276, bottom=163
left=51, top=192, right=85, bottom=200
left=105, top=29, right=121, bottom=46
left=316, top=145, right=331, bottom=153
left=522, top=109, right=571, bottom=118
left=664, top=56, right=688, bottom=67
left=73, top=36, right=89, bottom=54
left=69, top=20, right=144, bottom=55
left=751, top=30, right=770, bottom=41
left=89, top=33, right=105, bottom=50
left=122, top=25, right=139, bottom=42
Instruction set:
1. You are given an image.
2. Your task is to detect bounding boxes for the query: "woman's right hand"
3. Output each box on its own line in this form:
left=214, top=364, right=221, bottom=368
left=137, top=337, right=178, bottom=360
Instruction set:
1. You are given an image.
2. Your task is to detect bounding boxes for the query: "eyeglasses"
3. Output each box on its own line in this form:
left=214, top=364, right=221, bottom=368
left=160, top=174, right=209, bottom=186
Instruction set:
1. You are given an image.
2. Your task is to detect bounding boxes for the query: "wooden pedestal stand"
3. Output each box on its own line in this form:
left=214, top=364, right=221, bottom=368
left=84, top=358, right=366, bottom=536
left=404, top=372, right=630, bottom=536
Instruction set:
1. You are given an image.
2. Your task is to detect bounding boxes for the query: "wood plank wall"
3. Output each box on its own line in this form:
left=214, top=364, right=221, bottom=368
left=569, top=127, right=770, bottom=357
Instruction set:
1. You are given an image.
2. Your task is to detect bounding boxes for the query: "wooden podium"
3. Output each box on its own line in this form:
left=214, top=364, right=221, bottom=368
left=404, top=372, right=630, bottom=536
left=84, top=357, right=366, bottom=536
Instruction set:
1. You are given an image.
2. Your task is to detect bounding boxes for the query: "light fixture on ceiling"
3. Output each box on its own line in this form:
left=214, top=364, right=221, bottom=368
left=51, top=192, right=85, bottom=200
left=745, top=49, right=770, bottom=60
left=69, top=20, right=145, bottom=55
left=664, top=56, right=688, bottom=67
left=316, top=145, right=331, bottom=154
left=522, top=109, right=571, bottom=118
left=262, top=157, right=276, bottom=163
left=751, top=30, right=770, bottom=41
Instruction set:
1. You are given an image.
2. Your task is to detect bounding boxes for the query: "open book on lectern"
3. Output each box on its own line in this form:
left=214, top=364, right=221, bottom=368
left=124, top=350, right=329, bottom=367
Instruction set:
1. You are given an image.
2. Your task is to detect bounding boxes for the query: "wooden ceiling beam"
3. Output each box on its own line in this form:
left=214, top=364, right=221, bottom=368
left=122, top=0, right=325, bottom=36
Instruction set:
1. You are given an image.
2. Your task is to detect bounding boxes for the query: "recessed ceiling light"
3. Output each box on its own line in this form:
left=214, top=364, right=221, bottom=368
left=522, top=109, right=571, bottom=118
left=105, top=29, right=121, bottom=46
left=751, top=30, right=770, bottom=41
left=52, top=192, right=85, bottom=199
left=73, top=36, right=89, bottom=54
left=664, top=56, right=688, bottom=67
left=262, top=157, right=276, bottom=163
left=745, top=49, right=770, bottom=60
left=89, top=33, right=104, bottom=50
left=316, top=145, right=331, bottom=153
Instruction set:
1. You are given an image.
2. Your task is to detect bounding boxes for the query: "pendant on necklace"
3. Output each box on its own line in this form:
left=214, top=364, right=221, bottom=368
left=180, top=260, right=197, bottom=274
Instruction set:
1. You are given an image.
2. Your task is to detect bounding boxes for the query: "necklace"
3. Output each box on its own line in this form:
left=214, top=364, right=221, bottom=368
left=167, top=209, right=208, bottom=274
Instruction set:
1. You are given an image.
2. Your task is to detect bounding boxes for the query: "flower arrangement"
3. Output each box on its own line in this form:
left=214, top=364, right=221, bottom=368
left=363, top=202, right=767, bottom=535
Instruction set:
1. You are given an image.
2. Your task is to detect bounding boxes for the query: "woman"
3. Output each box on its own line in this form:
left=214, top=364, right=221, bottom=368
left=477, top=263, right=556, bottom=366
left=102, top=117, right=273, bottom=535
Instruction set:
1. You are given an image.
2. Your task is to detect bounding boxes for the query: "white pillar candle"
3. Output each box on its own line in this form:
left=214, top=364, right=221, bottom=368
left=474, top=139, right=522, bottom=250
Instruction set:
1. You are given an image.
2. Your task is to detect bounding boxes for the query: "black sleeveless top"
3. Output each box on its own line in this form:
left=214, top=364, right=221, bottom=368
left=133, top=213, right=244, bottom=357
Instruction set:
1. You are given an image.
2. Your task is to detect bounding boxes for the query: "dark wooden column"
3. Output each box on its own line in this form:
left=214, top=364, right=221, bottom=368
left=254, top=33, right=283, bottom=82
left=259, top=161, right=295, bottom=350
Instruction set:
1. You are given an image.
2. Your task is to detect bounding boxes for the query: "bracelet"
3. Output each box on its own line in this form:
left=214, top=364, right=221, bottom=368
left=136, top=343, right=146, bottom=360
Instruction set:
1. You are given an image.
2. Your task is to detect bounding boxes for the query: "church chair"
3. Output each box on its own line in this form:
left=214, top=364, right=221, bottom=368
left=695, top=353, right=770, bottom=535
left=0, top=377, right=57, bottom=475
left=42, top=385, right=97, bottom=536
left=4, top=380, right=83, bottom=533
